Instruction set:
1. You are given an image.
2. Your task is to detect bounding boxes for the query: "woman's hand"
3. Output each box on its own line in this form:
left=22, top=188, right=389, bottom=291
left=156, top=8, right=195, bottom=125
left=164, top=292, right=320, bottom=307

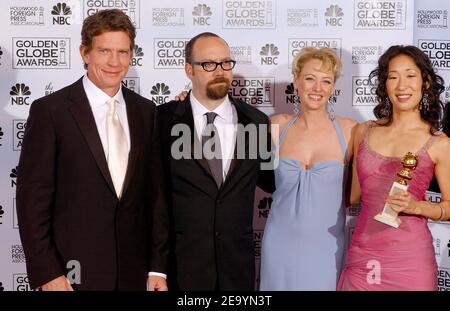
left=386, top=190, right=421, bottom=215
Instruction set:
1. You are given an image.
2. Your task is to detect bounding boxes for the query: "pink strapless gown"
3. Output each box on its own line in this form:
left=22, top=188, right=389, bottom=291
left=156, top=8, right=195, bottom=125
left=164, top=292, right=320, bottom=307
left=338, top=126, right=437, bottom=291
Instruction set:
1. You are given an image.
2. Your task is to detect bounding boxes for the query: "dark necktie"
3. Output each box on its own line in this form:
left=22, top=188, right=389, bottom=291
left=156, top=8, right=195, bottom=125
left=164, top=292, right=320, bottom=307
left=202, top=112, right=223, bottom=188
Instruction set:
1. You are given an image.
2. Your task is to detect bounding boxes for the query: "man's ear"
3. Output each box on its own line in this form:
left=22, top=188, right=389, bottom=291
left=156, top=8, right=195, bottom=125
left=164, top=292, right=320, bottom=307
left=80, top=45, right=89, bottom=65
left=185, top=63, right=194, bottom=80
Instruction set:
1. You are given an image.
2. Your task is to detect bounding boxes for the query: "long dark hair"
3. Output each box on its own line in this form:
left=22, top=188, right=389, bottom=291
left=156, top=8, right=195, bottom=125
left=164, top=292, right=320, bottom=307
left=369, top=45, right=444, bottom=134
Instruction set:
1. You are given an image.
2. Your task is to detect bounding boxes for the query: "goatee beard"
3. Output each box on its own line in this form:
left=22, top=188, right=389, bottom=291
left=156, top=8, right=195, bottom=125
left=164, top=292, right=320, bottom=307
left=206, top=77, right=230, bottom=100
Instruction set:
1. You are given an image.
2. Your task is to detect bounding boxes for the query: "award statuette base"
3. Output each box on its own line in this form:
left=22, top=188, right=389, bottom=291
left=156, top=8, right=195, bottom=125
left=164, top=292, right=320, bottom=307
left=373, top=182, right=407, bottom=228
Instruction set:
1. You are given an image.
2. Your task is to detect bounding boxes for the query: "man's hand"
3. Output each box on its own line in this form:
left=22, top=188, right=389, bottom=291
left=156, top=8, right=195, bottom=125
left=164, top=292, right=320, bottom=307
left=147, top=275, right=168, bottom=291
left=41, top=275, right=74, bottom=291
left=174, top=91, right=188, bottom=101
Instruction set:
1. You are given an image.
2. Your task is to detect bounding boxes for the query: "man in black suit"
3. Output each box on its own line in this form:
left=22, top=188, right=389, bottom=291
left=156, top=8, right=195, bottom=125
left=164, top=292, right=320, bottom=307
left=16, top=9, right=168, bottom=291
left=156, top=32, right=275, bottom=290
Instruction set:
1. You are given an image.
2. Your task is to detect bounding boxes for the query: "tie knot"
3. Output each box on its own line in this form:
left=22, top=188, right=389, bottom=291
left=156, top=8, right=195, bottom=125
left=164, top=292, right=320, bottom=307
left=107, top=98, right=117, bottom=113
left=205, top=112, right=218, bottom=125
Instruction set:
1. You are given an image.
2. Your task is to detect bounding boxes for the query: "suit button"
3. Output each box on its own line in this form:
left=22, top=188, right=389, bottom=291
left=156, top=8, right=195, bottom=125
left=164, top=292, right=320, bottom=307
left=216, top=199, right=221, bottom=204
left=215, top=231, right=221, bottom=237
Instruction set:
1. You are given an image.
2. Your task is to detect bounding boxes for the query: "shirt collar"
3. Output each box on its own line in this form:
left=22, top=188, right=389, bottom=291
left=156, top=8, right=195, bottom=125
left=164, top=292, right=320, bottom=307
left=82, top=75, right=124, bottom=108
left=190, top=93, right=233, bottom=122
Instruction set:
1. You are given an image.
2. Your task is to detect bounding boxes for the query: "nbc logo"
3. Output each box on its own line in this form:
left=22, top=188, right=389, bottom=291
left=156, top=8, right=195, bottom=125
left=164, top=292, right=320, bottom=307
left=151, top=83, right=170, bottom=95
left=150, top=83, right=171, bottom=105
left=260, top=44, right=279, bottom=56
left=285, top=83, right=299, bottom=105
left=45, top=82, right=54, bottom=96
left=134, top=45, right=144, bottom=57
left=257, top=197, right=273, bottom=218
left=325, top=4, right=344, bottom=27
left=193, top=4, right=212, bottom=26
left=10, top=84, right=31, bottom=106
left=131, top=44, right=144, bottom=66
left=260, top=43, right=279, bottom=65
left=285, top=83, right=295, bottom=95
left=52, top=2, right=72, bottom=25
left=10, top=166, right=18, bottom=187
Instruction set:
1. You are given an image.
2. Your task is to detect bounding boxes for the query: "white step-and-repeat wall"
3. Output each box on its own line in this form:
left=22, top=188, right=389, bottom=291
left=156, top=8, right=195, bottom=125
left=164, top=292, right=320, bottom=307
left=0, top=0, right=448, bottom=291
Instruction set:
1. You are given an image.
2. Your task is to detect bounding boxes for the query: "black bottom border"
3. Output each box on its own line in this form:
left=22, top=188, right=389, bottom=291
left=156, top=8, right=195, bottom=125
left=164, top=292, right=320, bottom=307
left=0, top=291, right=448, bottom=309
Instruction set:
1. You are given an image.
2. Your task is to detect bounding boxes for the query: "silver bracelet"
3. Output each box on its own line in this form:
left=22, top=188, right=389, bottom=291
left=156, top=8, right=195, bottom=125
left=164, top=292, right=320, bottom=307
left=439, top=204, right=446, bottom=221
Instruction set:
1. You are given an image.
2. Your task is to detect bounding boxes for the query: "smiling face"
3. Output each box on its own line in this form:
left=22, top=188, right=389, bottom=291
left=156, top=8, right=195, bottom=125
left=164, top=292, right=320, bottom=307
left=294, top=58, right=335, bottom=112
left=80, top=31, right=132, bottom=97
left=386, top=54, right=424, bottom=112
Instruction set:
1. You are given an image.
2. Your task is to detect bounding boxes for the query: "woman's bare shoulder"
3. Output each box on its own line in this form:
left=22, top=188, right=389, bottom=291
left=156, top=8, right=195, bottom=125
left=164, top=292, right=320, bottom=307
left=269, top=114, right=296, bottom=141
left=335, top=115, right=358, bottom=130
left=432, top=131, right=450, bottom=150
left=350, top=120, right=375, bottom=142
left=355, top=120, right=373, bottom=130
left=270, top=114, right=296, bottom=135
left=428, top=131, right=450, bottom=164
left=270, top=113, right=294, bottom=125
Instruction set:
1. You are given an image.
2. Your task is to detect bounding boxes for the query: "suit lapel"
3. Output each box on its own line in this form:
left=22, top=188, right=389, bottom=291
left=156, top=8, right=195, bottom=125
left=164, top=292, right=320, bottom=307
left=221, top=98, right=251, bottom=191
left=120, top=87, right=141, bottom=199
left=68, top=78, right=116, bottom=196
left=173, top=97, right=214, bottom=179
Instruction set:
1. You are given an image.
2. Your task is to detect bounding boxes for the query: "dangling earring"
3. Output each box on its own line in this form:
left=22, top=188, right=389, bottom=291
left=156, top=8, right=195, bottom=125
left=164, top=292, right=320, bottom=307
left=421, top=93, right=430, bottom=111
left=327, top=97, right=335, bottom=121
left=293, top=89, right=301, bottom=115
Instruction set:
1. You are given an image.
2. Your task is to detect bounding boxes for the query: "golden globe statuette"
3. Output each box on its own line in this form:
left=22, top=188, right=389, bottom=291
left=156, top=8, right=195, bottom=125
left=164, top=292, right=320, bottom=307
left=374, top=152, right=418, bottom=228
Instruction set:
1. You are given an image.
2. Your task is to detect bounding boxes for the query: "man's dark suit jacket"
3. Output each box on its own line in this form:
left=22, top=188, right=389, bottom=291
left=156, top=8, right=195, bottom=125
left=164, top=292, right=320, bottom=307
left=156, top=95, right=275, bottom=290
left=16, top=78, right=168, bottom=290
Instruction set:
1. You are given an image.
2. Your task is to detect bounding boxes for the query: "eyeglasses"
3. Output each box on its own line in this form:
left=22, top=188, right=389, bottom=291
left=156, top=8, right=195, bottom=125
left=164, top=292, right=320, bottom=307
left=191, top=60, right=236, bottom=72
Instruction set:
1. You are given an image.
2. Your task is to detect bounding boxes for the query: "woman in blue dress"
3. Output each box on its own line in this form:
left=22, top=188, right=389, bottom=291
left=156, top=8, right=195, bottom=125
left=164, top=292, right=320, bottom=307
left=260, top=47, right=357, bottom=290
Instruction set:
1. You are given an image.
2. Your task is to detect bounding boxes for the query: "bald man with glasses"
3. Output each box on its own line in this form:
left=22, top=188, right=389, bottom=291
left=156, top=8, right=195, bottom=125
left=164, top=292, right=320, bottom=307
left=155, top=32, right=275, bottom=291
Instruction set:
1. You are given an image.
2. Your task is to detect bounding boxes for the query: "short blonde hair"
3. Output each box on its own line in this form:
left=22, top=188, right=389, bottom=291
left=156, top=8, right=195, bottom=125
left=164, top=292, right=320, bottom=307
left=291, top=47, right=342, bottom=82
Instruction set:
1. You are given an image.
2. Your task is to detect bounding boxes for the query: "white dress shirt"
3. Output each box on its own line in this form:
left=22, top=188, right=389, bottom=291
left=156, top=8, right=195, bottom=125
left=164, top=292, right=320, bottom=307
left=190, top=93, right=237, bottom=180
left=82, top=75, right=130, bottom=157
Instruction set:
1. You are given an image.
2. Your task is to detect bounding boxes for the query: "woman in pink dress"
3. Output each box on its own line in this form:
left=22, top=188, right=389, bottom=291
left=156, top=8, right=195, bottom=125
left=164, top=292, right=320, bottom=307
left=338, top=45, right=450, bottom=290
